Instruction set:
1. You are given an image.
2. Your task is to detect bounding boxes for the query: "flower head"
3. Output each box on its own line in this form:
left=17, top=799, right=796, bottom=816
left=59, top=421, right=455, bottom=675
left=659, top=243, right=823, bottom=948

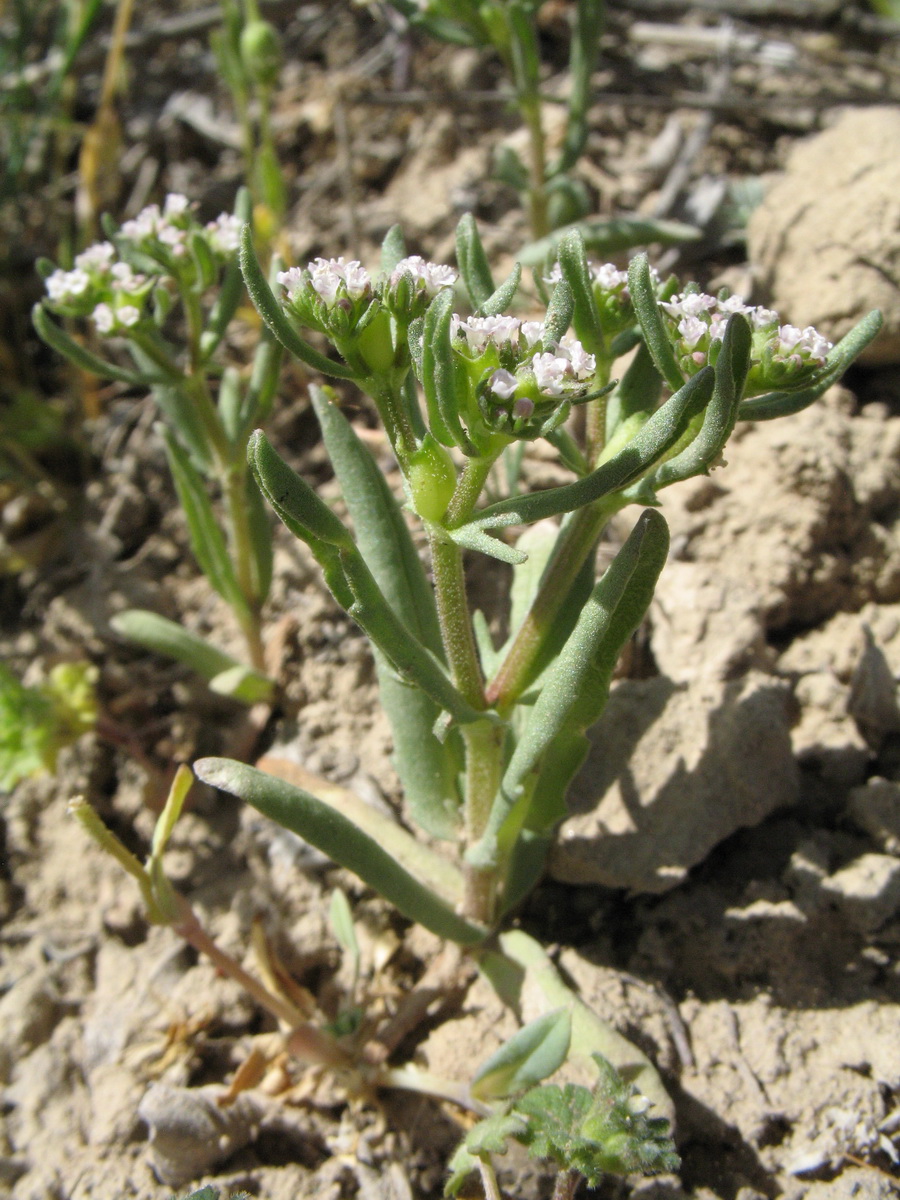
left=390, top=255, right=457, bottom=298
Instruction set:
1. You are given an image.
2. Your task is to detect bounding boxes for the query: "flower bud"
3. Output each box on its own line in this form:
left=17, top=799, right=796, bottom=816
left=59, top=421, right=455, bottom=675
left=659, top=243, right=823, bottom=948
left=240, top=19, right=282, bottom=89
left=408, top=434, right=457, bottom=522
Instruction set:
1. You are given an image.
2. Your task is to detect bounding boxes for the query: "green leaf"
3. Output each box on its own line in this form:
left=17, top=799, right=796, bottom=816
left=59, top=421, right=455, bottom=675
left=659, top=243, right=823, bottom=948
left=111, top=610, right=273, bottom=699
left=380, top=224, right=407, bottom=275
left=543, top=278, right=575, bottom=346
left=32, top=304, right=149, bottom=387
left=421, top=288, right=472, bottom=452
left=194, top=758, right=487, bottom=945
left=249, top=433, right=486, bottom=727
left=469, top=510, right=669, bottom=866
left=519, top=217, right=700, bottom=268
left=329, top=887, right=360, bottom=964
left=459, top=367, right=713, bottom=534
left=308, top=388, right=463, bottom=839
left=605, top=341, right=663, bottom=444
left=479, top=263, right=522, bottom=318
left=201, top=190, right=251, bottom=357
left=552, top=0, right=605, bottom=177
left=650, top=310, right=750, bottom=491
left=245, top=470, right=274, bottom=606
left=556, top=229, right=603, bottom=351
left=738, top=308, right=883, bottom=421
left=162, top=427, right=249, bottom=617
left=628, top=254, right=683, bottom=392
left=0, top=663, right=89, bottom=790
left=489, top=931, right=675, bottom=1126
left=514, top=1055, right=680, bottom=1182
left=455, top=212, right=495, bottom=310
left=239, top=225, right=357, bottom=380
left=471, top=1009, right=571, bottom=1100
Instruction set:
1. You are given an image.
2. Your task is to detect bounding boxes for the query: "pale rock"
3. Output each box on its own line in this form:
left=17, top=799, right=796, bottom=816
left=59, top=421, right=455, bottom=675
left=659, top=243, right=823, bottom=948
left=819, top=853, right=900, bottom=933
left=748, top=107, right=900, bottom=364
left=138, top=1082, right=264, bottom=1187
left=550, top=671, right=797, bottom=892
left=847, top=777, right=900, bottom=854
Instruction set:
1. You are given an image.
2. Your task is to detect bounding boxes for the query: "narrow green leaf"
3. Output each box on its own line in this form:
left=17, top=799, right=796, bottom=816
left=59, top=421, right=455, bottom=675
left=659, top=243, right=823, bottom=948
left=194, top=758, right=487, bottom=945
left=628, top=254, right=684, bottom=392
left=552, top=0, right=604, bottom=177
left=557, top=229, right=603, bottom=351
left=162, top=428, right=248, bottom=616
left=380, top=225, right=407, bottom=275
left=329, top=888, right=360, bottom=962
left=202, top=189, right=251, bottom=356
left=455, top=212, right=495, bottom=310
left=493, top=930, right=675, bottom=1124
left=460, top=367, right=714, bottom=532
left=207, top=666, right=275, bottom=703
left=471, top=1009, right=571, bottom=1101
left=421, top=289, right=472, bottom=451
left=310, top=387, right=462, bottom=838
left=605, top=341, right=663, bottom=443
left=479, top=263, right=522, bottom=318
left=110, top=609, right=256, bottom=684
left=652, top=310, right=751, bottom=490
left=469, top=510, right=669, bottom=866
left=738, top=308, right=883, bottom=421
left=543, top=279, right=575, bottom=346
left=32, top=304, right=148, bottom=387
left=519, top=217, right=700, bottom=268
left=239, top=225, right=357, bottom=381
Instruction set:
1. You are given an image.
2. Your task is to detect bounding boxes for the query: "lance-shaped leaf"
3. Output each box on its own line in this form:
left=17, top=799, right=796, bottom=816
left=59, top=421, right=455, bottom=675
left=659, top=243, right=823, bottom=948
left=455, top=367, right=714, bottom=534
left=651, top=310, right=751, bottom=491
left=479, top=263, right=522, bottom=318
left=380, top=224, right=407, bottom=275
left=628, top=253, right=684, bottom=392
left=605, top=341, right=663, bottom=444
left=249, top=432, right=486, bottom=728
left=519, top=217, right=700, bottom=268
left=310, top=387, right=462, bottom=839
left=543, top=278, right=575, bottom=346
left=162, top=427, right=249, bottom=618
left=556, top=229, right=603, bottom=351
left=239, top=224, right=357, bottom=381
left=487, top=930, right=675, bottom=1125
left=201, top=189, right=251, bottom=358
left=421, top=288, right=472, bottom=451
left=738, top=308, right=883, bottom=422
left=245, top=471, right=274, bottom=606
left=32, top=304, right=149, bottom=388
left=471, top=1009, right=571, bottom=1101
left=456, top=212, right=495, bottom=311
left=110, top=610, right=273, bottom=701
left=467, top=510, right=669, bottom=870
left=194, top=758, right=486, bottom=946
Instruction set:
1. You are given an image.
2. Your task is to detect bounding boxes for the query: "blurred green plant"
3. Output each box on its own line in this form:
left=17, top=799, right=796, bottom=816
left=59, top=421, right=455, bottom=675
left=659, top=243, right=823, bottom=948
left=34, top=190, right=281, bottom=692
left=0, top=660, right=98, bottom=791
left=212, top=0, right=287, bottom=239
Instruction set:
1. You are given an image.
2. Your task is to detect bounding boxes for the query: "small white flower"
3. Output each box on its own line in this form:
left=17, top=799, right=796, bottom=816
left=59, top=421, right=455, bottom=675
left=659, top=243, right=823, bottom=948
left=205, top=213, right=242, bottom=254
left=117, top=305, right=141, bottom=327
left=276, top=267, right=306, bottom=299
left=750, top=306, right=778, bottom=329
left=677, top=315, right=708, bottom=349
left=590, top=262, right=628, bottom=290
left=513, top=396, right=535, bottom=420
left=661, top=292, right=717, bottom=320
left=557, top=332, right=596, bottom=378
left=488, top=369, right=519, bottom=400
left=163, top=193, right=191, bottom=217
left=531, top=352, right=572, bottom=396
left=45, top=268, right=91, bottom=303
left=74, top=242, right=116, bottom=272
left=308, top=257, right=371, bottom=305
left=520, top=320, right=545, bottom=347
left=92, top=303, right=115, bottom=333
left=453, top=314, right=520, bottom=354
left=121, top=204, right=162, bottom=242
left=391, top=255, right=457, bottom=297
left=158, top=224, right=188, bottom=256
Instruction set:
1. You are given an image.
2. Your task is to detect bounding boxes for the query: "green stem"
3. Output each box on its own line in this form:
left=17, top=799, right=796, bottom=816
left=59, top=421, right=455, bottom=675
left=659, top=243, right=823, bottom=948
left=221, top=457, right=267, bottom=672
left=368, top=374, right=417, bottom=472
left=522, top=93, right=550, bottom=241
left=485, top=493, right=625, bottom=710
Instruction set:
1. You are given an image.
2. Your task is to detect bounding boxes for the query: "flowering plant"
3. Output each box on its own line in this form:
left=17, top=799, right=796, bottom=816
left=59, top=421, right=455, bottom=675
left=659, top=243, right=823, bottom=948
left=55, top=207, right=881, bottom=1194
left=35, top=191, right=280, bottom=698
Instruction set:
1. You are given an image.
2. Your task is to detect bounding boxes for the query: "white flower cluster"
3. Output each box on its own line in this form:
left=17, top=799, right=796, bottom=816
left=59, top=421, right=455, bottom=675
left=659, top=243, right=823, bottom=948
left=451, top=314, right=545, bottom=356
left=120, top=193, right=194, bottom=257
left=204, top=212, right=244, bottom=255
left=390, top=255, right=457, bottom=298
left=544, top=261, right=630, bottom=293
left=45, top=240, right=149, bottom=333
left=660, top=291, right=831, bottom=373
left=487, top=332, right=596, bottom=406
left=277, top=257, right=372, bottom=307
